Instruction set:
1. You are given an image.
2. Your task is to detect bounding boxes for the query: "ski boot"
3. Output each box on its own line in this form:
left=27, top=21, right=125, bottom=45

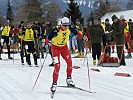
left=49, top=63, right=54, bottom=66
left=125, top=53, right=132, bottom=59
left=27, top=62, right=32, bottom=67
left=66, top=77, right=75, bottom=87
left=50, top=83, right=57, bottom=92
left=93, top=60, right=96, bottom=65
left=35, top=64, right=39, bottom=67
left=8, top=57, right=13, bottom=59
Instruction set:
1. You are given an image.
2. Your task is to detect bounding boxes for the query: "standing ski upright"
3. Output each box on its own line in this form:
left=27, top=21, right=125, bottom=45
left=45, top=17, right=75, bottom=93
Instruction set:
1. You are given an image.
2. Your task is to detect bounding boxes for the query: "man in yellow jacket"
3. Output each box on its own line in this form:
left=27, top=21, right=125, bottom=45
left=24, top=22, right=38, bottom=67
left=0, top=20, right=13, bottom=60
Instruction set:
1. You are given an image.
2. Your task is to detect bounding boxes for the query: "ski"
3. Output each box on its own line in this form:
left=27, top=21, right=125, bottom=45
left=57, top=86, right=96, bottom=93
left=51, top=92, right=55, bottom=98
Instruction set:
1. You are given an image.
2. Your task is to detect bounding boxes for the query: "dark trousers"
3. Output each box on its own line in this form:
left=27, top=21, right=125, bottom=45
left=116, top=44, right=125, bottom=64
left=102, top=34, right=106, bottom=49
left=25, top=41, right=37, bottom=65
left=19, top=40, right=26, bottom=63
left=92, top=43, right=101, bottom=60
left=0, top=36, right=11, bottom=58
left=77, top=37, right=84, bottom=53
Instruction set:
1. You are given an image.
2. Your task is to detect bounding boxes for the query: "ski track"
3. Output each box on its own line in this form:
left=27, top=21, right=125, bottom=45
left=0, top=53, right=133, bottom=100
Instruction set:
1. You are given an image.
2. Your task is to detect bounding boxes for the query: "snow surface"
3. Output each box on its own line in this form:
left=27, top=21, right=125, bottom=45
left=0, top=52, right=133, bottom=100
left=101, top=10, right=133, bottom=24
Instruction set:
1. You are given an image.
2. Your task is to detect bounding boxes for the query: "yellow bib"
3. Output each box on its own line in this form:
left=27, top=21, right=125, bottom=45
left=124, top=21, right=129, bottom=33
left=2, top=26, right=11, bottom=36
left=101, top=23, right=105, bottom=32
left=24, top=29, right=34, bottom=41
left=18, top=29, right=24, bottom=40
left=52, top=28, right=70, bottom=47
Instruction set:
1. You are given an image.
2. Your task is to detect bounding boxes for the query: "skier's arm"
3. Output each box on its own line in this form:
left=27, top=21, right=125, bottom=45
left=47, top=27, right=59, bottom=40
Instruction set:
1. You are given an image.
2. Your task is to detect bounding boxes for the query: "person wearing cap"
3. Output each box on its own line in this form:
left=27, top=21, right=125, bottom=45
left=111, top=15, right=126, bottom=66
left=74, top=19, right=84, bottom=58
left=18, top=21, right=27, bottom=65
left=24, top=22, right=38, bottom=67
left=105, top=18, right=112, bottom=56
left=89, top=18, right=104, bottom=65
left=119, top=15, right=132, bottom=58
left=45, top=17, right=75, bottom=92
left=128, top=19, right=133, bottom=52
left=98, top=18, right=106, bottom=53
left=0, top=20, right=13, bottom=60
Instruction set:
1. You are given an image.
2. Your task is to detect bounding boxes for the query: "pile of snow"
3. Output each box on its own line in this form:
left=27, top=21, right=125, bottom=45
left=101, top=10, right=133, bottom=23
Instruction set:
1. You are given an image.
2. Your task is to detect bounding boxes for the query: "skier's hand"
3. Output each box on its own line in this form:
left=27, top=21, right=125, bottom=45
left=45, top=37, right=49, bottom=44
left=83, top=35, right=88, bottom=41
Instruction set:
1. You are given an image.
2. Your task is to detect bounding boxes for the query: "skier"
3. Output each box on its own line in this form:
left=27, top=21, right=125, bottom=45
left=24, top=22, right=38, bottom=67
left=0, top=20, right=13, bottom=60
left=46, top=17, right=75, bottom=92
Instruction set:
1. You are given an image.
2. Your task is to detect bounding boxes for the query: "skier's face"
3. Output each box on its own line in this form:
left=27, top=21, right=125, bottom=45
left=94, top=19, right=99, bottom=25
left=113, top=18, right=118, bottom=23
left=27, top=24, right=31, bottom=29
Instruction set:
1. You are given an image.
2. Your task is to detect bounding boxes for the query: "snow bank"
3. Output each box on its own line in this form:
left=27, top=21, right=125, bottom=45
left=101, top=10, right=133, bottom=23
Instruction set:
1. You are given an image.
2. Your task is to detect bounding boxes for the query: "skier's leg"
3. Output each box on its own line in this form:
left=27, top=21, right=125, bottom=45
left=61, top=45, right=75, bottom=87
left=61, top=45, right=72, bottom=78
left=51, top=45, right=61, bottom=83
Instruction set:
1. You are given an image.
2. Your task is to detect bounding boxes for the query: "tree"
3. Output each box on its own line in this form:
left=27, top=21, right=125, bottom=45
left=43, top=0, right=62, bottom=26
left=0, top=10, right=5, bottom=26
left=127, top=0, right=133, bottom=9
left=92, top=0, right=120, bottom=18
left=16, top=0, right=43, bottom=22
left=6, top=0, right=14, bottom=22
left=64, top=0, right=84, bottom=24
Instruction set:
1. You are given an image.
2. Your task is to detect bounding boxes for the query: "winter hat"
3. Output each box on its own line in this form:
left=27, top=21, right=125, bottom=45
left=119, top=15, right=124, bottom=20
left=129, top=19, right=132, bottom=22
left=21, top=21, right=24, bottom=24
left=61, top=17, right=70, bottom=26
left=111, top=15, right=118, bottom=21
left=6, top=20, right=10, bottom=25
left=105, top=18, right=109, bottom=22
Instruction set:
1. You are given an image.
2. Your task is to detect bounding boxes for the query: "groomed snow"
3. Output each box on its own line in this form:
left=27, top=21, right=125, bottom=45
left=0, top=52, right=133, bottom=100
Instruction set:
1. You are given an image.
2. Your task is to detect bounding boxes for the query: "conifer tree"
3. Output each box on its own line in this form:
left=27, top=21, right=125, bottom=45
left=64, top=0, right=84, bottom=24
left=6, top=0, right=14, bottom=22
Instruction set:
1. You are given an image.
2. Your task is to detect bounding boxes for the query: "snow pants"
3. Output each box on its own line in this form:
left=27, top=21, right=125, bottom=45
left=125, top=32, right=131, bottom=53
left=51, top=44, right=72, bottom=83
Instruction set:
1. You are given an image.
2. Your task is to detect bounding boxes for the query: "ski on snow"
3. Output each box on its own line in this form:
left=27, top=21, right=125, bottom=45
left=50, top=85, right=96, bottom=98
left=57, top=86, right=96, bottom=93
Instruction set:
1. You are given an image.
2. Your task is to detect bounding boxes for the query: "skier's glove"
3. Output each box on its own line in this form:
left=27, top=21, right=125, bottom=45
left=83, top=35, right=88, bottom=41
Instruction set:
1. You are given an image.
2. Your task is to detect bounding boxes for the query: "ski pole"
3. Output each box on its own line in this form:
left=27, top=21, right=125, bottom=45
left=32, top=53, right=48, bottom=91
left=87, top=56, right=91, bottom=89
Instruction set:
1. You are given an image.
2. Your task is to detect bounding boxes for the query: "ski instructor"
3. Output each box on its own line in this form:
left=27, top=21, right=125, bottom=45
left=45, top=17, right=75, bottom=92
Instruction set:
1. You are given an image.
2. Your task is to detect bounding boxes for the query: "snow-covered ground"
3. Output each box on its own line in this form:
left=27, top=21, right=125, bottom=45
left=101, top=10, right=133, bottom=24
left=0, top=52, right=133, bottom=100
